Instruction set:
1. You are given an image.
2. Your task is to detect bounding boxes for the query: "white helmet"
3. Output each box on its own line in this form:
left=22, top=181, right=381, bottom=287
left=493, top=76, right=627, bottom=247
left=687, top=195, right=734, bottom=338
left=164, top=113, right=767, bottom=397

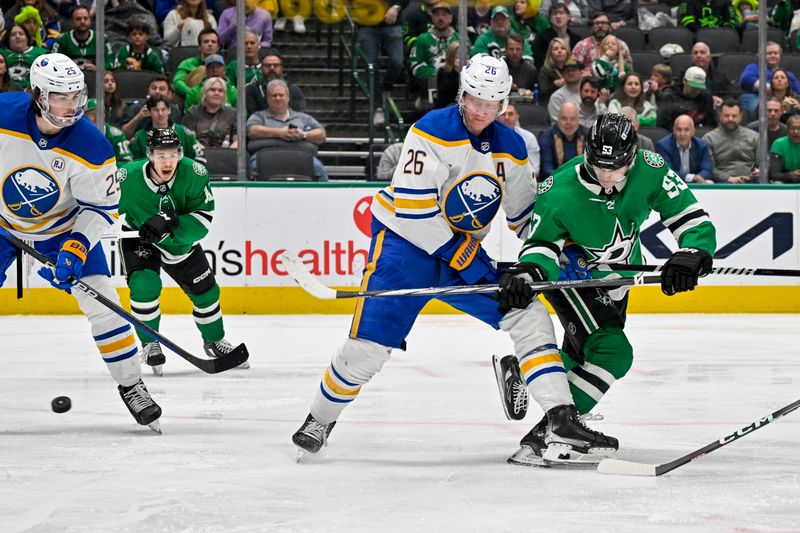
left=30, top=53, right=87, bottom=128
left=458, top=53, right=512, bottom=116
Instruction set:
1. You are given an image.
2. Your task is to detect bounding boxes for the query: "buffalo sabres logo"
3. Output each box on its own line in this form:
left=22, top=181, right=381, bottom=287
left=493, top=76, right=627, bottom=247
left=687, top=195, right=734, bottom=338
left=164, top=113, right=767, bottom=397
left=2, top=166, right=61, bottom=218
left=442, top=172, right=503, bottom=231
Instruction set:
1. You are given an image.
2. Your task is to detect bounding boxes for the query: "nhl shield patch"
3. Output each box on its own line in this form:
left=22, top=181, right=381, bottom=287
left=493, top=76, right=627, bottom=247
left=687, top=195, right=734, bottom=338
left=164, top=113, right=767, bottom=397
left=537, top=176, right=553, bottom=195
left=643, top=150, right=665, bottom=168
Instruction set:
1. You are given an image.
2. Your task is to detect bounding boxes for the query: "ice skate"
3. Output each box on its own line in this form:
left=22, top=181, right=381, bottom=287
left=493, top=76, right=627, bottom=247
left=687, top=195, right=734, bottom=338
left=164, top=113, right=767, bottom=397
left=140, top=341, right=165, bottom=376
left=492, top=354, right=528, bottom=420
left=542, top=405, right=618, bottom=466
left=119, top=379, right=162, bottom=433
left=293, top=413, right=336, bottom=459
left=507, top=414, right=548, bottom=467
left=204, top=339, right=250, bottom=369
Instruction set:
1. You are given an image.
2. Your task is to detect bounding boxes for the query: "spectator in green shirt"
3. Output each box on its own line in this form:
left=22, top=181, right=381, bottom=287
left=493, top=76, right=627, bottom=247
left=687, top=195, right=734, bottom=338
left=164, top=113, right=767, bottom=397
left=769, top=113, right=800, bottom=183
left=171, top=28, right=220, bottom=99
left=116, top=21, right=165, bottom=73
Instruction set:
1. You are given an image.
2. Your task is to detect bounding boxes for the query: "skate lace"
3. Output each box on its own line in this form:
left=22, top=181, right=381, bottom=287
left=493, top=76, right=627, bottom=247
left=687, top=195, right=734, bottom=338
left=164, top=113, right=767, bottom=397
left=512, top=382, right=528, bottom=413
left=123, top=383, right=154, bottom=413
left=213, top=339, right=236, bottom=355
left=302, top=418, right=328, bottom=444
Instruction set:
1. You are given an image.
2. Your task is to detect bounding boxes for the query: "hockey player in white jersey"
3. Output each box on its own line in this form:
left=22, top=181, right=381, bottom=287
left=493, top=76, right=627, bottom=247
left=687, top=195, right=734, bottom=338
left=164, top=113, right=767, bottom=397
left=0, top=54, right=161, bottom=431
left=292, top=54, right=616, bottom=464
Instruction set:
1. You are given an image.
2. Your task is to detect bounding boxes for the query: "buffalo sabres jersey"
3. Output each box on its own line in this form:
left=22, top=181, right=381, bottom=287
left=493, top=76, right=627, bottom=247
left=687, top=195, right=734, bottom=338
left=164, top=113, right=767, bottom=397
left=371, top=105, right=536, bottom=255
left=0, top=92, right=118, bottom=247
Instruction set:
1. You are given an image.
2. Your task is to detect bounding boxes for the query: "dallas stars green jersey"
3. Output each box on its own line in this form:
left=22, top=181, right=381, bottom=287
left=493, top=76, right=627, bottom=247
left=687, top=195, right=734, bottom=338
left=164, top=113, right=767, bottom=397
left=519, top=150, right=717, bottom=280
left=1, top=46, right=48, bottom=89
left=105, top=124, right=132, bottom=163
left=118, top=157, right=214, bottom=259
left=52, top=30, right=116, bottom=70
left=225, top=60, right=262, bottom=86
left=409, top=29, right=459, bottom=80
left=115, top=44, right=165, bottom=74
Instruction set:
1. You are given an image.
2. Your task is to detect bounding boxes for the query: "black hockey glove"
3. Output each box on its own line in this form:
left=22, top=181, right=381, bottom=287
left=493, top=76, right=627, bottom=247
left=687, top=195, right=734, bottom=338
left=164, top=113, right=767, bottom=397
left=497, top=262, right=548, bottom=313
left=661, top=248, right=713, bottom=295
left=139, top=210, right=179, bottom=245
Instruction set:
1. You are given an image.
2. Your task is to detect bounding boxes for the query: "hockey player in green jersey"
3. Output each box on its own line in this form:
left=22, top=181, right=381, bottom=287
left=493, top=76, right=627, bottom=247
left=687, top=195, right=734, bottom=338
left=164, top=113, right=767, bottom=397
left=118, top=128, right=249, bottom=375
left=496, top=113, right=716, bottom=466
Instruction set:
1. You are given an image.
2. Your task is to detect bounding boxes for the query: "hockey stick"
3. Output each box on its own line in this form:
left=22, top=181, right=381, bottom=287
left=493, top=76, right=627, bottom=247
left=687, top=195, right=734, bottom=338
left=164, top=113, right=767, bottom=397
left=1, top=232, right=248, bottom=374
left=596, top=263, right=800, bottom=278
left=279, top=252, right=662, bottom=300
left=597, top=397, right=800, bottom=477
left=498, top=262, right=800, bottom=278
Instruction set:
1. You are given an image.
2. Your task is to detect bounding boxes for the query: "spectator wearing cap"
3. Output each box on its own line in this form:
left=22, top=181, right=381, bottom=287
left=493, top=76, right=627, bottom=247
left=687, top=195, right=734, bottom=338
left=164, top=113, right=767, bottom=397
left=747, top=97, right=787, bottom=148
left=217, top=0, right=273, bottom=49
left=85, top=99, right=133, bottom=164
left=739, top=42, right=800, bottom=122
left=408, top=1, right=458, bottom=110
left=680, top=42, right=735, bottom=109
left=183, top=54, right=237, bottom=111
left=129, top=94, right=206, bottom=163
left=172, top=28, right=220, bottom=99
left=115, top=21, right=165, bottom=73
left=539, top=102, right=586, bottom=178
left=403, top=0, right=447, bottom=50
left=546, top=58, right=583, bottom=123
left=51, top=6, right=115, bottom=72
left=246, top=79, right=329, bottom=181
left=657, top=66, right=718, bottom=129
left=656, top=114, right=714, bottom=183
left=769, top=113, right=800, bottom=183
left=498, top=102, right=541, bottom=176
left=245, top=49, right=306, bottom=116
left=531, top=2, right=583, bottom=70
left=472, top=6, right=533, bottom=63
left=571, top=11, right=632, bottom=76
left=702, top=99, right=759, bottom=183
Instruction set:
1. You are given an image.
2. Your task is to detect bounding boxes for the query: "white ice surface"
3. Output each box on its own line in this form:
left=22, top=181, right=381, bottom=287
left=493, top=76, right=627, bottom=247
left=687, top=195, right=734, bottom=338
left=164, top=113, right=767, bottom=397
left=1, top=314, right=799, bottom=533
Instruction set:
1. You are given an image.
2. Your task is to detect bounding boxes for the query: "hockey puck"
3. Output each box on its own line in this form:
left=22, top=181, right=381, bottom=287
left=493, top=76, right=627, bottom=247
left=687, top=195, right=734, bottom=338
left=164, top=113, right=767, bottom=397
left=51, top=396, right=71, bottom=413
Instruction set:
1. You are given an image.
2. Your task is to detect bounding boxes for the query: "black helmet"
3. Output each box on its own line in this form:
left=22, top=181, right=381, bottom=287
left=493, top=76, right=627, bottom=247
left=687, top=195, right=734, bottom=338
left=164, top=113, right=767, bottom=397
left=585, top=113, right=637, bottom=170
left=147, top=127, right=181, bottom=150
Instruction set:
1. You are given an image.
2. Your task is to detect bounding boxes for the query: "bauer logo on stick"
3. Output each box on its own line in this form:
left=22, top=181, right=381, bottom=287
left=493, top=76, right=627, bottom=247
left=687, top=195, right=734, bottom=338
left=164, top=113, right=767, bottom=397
left=443, top=172, right=502, bottom=231
left=2, top=166, right=61, bottom=218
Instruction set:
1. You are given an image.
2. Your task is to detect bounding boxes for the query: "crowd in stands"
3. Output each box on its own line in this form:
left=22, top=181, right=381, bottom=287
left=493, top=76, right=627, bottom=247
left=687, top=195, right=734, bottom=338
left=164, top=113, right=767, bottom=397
left=0, top=0, right=798, bottom=183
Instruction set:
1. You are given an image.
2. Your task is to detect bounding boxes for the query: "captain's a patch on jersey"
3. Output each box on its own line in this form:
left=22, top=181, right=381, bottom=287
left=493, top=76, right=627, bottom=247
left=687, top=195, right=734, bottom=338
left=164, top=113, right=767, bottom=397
left=643, top=150, right=665, bottom=168
left=193, top=162, right=208, bottom=176
left=537, top=176, right=553, bottom=194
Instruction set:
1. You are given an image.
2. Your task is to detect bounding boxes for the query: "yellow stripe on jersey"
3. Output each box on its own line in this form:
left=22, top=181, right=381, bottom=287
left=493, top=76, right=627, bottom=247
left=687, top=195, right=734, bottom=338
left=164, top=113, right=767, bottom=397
left=492, top=152, right=529, bottom=166
left=0, top=128, right=32, bottom=142
left=374, top=191, right=395, bottom=213
left=411, top=126, right=471, bottom=147
left=393, top=197, right=438, bottom=209
left=350, top=229, right=386, bottom=338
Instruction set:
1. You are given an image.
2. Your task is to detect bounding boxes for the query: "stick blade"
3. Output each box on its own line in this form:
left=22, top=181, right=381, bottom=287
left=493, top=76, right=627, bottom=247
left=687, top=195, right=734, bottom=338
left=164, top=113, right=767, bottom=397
left=597, top=458, right=658, bottom=476
left=279, top=252, right=337, bottom=300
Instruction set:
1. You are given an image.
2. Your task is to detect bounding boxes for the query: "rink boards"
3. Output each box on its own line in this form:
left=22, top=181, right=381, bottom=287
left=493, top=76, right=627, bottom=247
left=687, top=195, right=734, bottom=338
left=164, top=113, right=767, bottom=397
left=1, top=183, right=798, bottom=314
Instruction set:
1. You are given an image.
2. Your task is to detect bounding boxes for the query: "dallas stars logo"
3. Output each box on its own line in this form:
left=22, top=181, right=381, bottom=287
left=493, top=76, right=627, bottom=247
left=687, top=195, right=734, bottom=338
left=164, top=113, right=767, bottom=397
left=584, top=219, right=637, bottom=264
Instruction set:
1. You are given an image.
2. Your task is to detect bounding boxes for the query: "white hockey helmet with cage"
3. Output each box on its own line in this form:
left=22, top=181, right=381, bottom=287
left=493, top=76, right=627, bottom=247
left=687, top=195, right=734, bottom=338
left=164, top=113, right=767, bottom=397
left=458, top=53, right=512, bottom=116
left=30, top=53, right=87, bottom=128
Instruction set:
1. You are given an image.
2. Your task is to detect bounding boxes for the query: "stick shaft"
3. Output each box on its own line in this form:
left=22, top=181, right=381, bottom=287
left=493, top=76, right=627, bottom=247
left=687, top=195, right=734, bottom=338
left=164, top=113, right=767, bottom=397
left=498, top=262, right=800, bottom=278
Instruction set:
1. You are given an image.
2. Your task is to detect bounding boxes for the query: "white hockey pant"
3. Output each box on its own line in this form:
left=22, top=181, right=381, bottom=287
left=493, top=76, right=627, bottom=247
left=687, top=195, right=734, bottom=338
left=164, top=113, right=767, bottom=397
left=74, top=274, right=142, bottom=387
